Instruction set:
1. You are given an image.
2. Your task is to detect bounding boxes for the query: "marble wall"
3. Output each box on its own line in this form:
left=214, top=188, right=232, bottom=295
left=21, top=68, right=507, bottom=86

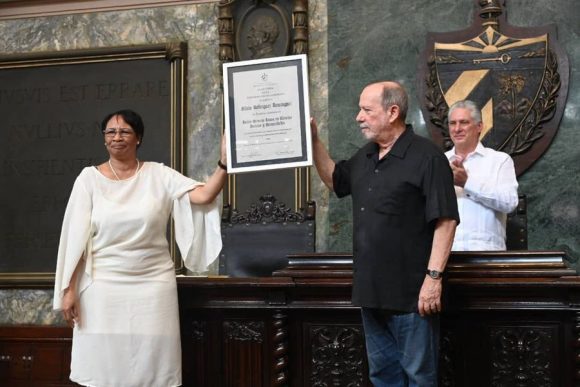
left=325, top=0, right=580, bottom=271
left=0, top=0, right=578, bottom=325
left=0, top=0, right=328, bottom=325
left=0, top=3, right=220, bottom=325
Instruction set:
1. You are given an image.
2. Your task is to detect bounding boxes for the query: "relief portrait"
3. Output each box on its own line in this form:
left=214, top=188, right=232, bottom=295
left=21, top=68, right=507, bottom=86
left=236, top=5, right=290, bottom=61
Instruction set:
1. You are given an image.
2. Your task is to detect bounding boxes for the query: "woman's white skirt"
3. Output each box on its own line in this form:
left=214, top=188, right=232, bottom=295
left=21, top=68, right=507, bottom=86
left=70, top=277, right=182, bottom=387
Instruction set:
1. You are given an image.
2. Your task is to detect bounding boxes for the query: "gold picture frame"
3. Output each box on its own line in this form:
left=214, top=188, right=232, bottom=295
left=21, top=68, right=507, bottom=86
left=0, top=43, right=187, bottom=284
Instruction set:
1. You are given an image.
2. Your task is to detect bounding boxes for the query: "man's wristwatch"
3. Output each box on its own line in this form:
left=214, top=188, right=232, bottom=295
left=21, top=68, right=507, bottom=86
left=426, top=269, right=444, bottom=280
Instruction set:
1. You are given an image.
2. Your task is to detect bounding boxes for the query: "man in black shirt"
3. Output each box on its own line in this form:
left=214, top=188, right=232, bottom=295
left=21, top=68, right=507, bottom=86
left=311, top=81, right=458, bottom=386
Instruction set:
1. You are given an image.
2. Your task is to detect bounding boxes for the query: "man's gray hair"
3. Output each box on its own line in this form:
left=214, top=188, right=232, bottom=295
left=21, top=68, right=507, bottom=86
left=381, top=84, right=408, bottom=120
left=448, top=100, right=482, bottom=124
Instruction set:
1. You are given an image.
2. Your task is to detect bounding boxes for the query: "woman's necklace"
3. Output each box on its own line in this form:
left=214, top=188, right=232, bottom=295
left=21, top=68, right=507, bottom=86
left=108, top=159, right=140, bottom=181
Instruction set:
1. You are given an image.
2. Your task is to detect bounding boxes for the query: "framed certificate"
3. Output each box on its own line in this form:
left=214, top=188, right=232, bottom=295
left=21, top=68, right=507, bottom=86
left=223, top=54, right=312, bottom=173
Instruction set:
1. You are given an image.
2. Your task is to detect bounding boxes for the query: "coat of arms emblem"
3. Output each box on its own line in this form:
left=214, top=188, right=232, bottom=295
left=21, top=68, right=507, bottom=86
left=417, top=0, right=569, bottom=175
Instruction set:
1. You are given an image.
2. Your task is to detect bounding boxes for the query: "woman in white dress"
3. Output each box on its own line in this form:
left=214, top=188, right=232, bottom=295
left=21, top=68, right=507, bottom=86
left=53, top=109, right=227, bottom=387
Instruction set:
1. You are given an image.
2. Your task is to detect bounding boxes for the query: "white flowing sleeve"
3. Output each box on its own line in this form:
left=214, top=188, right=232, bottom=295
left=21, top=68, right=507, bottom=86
left=162, top=164, right=222, bottom=273
left=173, top=190, right=222, bottom=273
left=53, top=170, right=93, bottom=310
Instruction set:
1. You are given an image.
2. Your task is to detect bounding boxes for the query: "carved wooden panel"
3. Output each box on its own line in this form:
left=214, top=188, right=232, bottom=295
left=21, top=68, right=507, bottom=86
left=489, top=325, right=557, bottom=387
left=189, top=320, right=207, bottom=341
left=308, top=324, right=366, bottom=387
left=181, top=319, right=211, bottom=386
left=224, top=320, right=265, bottom=342
left=223, top=320, right=265, bottom=387
left=439, top=328, right=459, bottom=387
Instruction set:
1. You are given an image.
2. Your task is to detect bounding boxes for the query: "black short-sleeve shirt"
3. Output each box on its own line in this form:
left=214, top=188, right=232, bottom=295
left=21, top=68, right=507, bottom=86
left=333, top=125, right=459, bottom=312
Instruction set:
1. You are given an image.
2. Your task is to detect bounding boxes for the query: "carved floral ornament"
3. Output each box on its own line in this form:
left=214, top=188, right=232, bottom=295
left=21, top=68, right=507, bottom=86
left=228, top=194, right=306, bottom=224
left=417, top=0, right=569, bottom=176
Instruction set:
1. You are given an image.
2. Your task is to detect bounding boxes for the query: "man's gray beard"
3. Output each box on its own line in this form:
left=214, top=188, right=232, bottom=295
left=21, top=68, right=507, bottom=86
left=360, top=127, right=375, bottom=141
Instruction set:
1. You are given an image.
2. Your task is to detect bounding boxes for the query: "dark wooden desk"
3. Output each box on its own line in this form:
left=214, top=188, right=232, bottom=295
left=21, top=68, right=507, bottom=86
left=0, top=326, right=75, bottom=387
left=1, top=251, right=578, bottom=386
left=177, top=251, right=580, bottom=387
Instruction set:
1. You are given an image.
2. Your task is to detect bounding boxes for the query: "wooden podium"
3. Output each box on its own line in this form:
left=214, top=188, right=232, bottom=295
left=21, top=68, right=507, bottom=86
left=1, top=251, right=578, bottom=386
left=177, top=251, right=580, bottom=387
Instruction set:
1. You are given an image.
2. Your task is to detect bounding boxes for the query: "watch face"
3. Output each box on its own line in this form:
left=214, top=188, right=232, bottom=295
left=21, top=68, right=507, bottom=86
left=428, top=270, right=442, bottom=279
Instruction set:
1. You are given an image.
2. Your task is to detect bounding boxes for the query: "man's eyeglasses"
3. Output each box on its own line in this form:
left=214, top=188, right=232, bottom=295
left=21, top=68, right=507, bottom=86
left=103, top=128, right=135, bottom=138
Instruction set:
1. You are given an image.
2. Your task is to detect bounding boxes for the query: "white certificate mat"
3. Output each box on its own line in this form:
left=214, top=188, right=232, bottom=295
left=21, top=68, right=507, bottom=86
left=223, top=54, right=311, bottom=173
